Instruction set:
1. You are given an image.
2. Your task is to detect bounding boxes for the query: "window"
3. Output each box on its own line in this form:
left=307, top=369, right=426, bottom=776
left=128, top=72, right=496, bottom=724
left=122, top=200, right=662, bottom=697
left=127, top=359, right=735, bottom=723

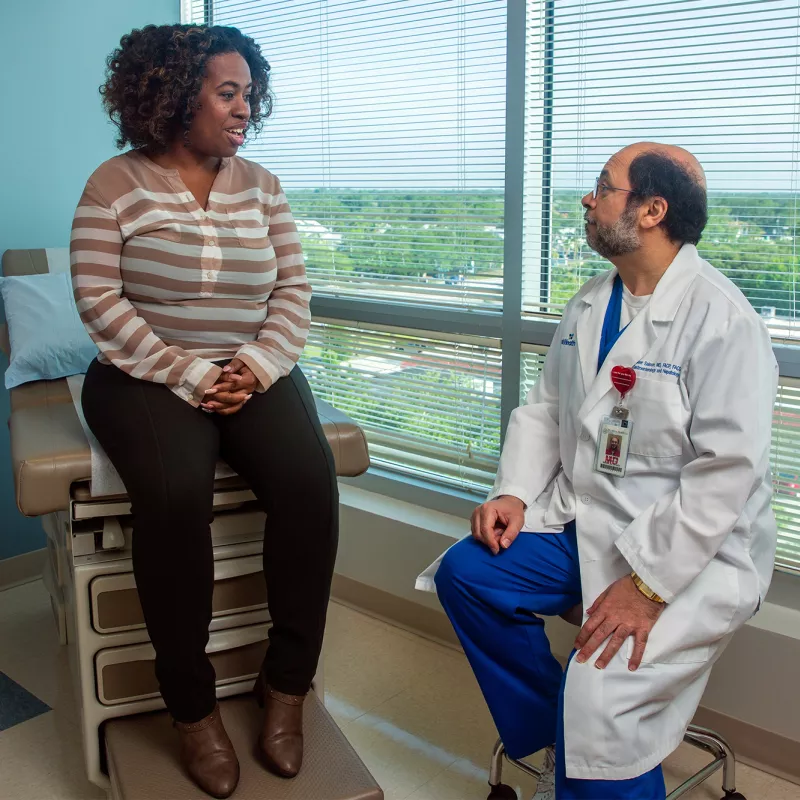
left=186, top=0, right=507, bottom=493
left=186, top=1, right=800, bottom=572
left=305, top=320, right=501, bottom=492
left=523, top=0, right=800, bottom=331
left=772, top=379, right=800, bottom=568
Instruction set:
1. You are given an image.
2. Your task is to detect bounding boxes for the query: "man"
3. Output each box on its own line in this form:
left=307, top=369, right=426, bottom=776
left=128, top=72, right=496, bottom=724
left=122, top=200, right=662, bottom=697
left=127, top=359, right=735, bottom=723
left=421, top=143, right=778, bottom=799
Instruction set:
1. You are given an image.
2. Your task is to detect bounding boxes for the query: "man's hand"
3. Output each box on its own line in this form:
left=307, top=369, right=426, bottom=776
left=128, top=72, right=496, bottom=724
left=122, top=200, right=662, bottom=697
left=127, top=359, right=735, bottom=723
left=201, top=358, right=259, bottom=416
left=470, top=495, right=525, bottom=555
left=574, top=575, right=665, bottom=671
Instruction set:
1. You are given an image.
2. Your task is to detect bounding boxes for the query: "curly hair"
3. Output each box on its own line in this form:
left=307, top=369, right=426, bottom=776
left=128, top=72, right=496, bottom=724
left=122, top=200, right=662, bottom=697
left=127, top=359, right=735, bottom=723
left=101, top=24, right=272, bottom=152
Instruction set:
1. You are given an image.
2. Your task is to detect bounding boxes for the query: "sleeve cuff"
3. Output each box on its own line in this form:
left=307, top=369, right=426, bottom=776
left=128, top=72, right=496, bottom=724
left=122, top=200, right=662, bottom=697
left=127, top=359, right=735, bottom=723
left=487, top=484, right=532, bottom=509
left=172, top=361, right=224, bottom=406
left=614, top=534, right=676, bottom=604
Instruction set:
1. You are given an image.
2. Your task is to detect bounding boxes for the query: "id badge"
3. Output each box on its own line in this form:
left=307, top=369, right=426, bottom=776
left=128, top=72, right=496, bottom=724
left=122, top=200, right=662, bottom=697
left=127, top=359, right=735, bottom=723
left=594, top=412, right=633, bottom=477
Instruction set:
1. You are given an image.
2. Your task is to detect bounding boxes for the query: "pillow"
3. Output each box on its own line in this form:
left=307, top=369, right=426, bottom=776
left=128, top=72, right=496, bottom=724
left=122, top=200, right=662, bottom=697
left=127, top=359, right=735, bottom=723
left=0, top=272, right=98, bottom=389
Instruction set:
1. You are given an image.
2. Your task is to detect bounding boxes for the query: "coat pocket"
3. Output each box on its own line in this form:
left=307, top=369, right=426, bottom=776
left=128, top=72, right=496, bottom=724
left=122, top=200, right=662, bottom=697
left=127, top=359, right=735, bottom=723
left=627, top=559, right=741, bottom=665
left=626, top=378, right=683, bottom=457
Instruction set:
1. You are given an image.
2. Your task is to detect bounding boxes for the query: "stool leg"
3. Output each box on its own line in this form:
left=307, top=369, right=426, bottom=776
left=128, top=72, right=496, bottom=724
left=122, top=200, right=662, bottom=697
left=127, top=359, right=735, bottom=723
left=487, top=739, right=518, bottom=800
left=489, top=738, right=506, bottom=787
left=677, top=726, right=746, bottom=800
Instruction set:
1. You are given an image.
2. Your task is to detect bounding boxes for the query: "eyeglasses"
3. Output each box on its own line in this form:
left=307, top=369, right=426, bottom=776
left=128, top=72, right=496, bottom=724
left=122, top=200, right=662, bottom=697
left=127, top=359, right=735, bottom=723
left=592, top=177, right=641, bottom=200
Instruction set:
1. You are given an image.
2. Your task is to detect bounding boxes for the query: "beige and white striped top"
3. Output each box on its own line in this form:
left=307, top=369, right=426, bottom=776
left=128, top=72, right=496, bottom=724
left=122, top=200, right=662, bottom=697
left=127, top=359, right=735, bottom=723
left=70, top=150, right=310, bottom=406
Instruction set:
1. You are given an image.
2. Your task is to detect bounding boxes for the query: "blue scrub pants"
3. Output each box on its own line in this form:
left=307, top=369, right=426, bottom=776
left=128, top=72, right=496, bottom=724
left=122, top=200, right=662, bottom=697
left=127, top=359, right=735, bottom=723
left=434, top=523, right=665, bottom=800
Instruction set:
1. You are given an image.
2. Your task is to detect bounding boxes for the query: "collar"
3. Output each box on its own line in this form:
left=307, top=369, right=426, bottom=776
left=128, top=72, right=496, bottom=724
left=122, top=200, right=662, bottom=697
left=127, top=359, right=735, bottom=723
left=131, top=150, right=232, bottom=177
left=580, top=243, right=701, bottom=323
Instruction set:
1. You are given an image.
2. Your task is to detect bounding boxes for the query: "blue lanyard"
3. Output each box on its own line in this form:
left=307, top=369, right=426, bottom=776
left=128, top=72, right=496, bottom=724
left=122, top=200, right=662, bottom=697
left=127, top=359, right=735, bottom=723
left=597, top=275, right=628, bottom=373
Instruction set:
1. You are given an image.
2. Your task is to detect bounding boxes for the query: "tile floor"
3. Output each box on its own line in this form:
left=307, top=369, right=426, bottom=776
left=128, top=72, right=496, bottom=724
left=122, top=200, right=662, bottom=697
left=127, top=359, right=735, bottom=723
left=0, top=578, right=797, bottom=800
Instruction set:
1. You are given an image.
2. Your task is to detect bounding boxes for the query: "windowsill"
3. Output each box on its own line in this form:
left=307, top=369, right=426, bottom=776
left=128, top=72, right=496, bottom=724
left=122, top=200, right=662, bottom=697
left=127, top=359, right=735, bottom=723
left=339, top=466, right=800, bottom=624
left=339, top=466, right=482, bottom=522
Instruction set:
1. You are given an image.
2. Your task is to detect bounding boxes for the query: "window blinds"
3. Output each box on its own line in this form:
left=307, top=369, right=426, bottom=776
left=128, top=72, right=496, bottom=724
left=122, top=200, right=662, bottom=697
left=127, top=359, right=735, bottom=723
left=301, top=320, right=502, bottom=493
left=523, top=0, right=800, bottom=335
left=190, top=0, right=508, bottom=310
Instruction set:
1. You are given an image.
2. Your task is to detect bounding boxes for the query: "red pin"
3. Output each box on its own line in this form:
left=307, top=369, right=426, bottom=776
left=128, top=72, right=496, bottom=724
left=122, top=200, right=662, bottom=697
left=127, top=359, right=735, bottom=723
left=610, top=365, right=636, bottom=398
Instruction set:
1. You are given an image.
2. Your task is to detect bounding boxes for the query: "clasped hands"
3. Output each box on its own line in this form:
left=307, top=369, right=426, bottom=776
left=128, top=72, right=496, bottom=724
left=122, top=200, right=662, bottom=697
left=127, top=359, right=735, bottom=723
left=471, top=495, right=664, bottom=672
left=200, top=358, right=258, bottom=415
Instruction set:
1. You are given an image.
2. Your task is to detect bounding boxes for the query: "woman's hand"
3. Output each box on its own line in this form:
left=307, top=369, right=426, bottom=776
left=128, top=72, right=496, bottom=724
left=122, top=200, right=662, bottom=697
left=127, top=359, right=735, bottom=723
left=201, top=358, right=259, bottom=415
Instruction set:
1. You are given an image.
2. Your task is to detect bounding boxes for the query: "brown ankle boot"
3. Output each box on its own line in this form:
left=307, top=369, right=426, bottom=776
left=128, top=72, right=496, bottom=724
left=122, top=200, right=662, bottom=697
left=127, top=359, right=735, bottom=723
left=174, top=704, right=240, bottom=798
left=254, top=673, right=305, bottom=778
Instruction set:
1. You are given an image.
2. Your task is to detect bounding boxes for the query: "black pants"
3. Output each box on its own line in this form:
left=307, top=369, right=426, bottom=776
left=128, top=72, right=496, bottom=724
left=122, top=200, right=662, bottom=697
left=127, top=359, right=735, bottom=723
left=82, top=359, right=339, bottom=723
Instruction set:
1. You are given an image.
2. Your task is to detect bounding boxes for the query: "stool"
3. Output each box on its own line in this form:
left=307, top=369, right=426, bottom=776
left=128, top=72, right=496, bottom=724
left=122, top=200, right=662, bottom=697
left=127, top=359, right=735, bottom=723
left=487, top=725, right=745, bottom=799
left=486, top=605, right=746, bottom=800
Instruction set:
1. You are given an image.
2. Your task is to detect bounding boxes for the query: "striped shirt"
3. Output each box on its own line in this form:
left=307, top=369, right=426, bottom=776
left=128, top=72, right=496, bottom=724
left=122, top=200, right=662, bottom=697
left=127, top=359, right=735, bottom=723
left=70, top=150, right=310, bottom=406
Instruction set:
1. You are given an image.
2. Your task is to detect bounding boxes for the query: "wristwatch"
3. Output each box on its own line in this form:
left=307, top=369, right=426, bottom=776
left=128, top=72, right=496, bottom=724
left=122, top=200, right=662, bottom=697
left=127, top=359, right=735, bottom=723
left=631, top=572, right=666, bottom=604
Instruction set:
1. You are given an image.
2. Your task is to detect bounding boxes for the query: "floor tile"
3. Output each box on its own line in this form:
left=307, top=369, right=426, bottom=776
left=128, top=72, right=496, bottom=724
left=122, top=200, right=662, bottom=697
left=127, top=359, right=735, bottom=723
left=323, top=602, right=457, bottom=724
left=0, top=710, right=105, bottom=800
left=0, top=581, right=796, bottom=800
left=763, top=776, right=800, bottom=799
left=0, top=581, right=75, bottom=718
left=662, top=741, right=800, bottom=799
left=407, top=756, right=542, bottom=800
left=0, top=671, right=50, bottom=732
left=352, top=656, right=499, bottom=770
left=339, top=706, right=459, bottom=799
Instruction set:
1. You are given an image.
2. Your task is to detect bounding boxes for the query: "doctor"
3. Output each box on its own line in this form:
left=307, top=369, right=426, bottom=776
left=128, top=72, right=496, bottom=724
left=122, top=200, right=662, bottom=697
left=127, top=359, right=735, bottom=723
left=428, top=143, right=778, bottom=799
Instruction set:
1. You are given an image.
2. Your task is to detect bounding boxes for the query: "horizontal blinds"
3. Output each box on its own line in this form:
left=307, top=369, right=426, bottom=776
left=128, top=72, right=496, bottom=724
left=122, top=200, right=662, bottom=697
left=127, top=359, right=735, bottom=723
left=194, top=0, right=507, bottom=310
left=772, top=378, right=800, bottom=572
left=521, top=349, right=800, bottom=573
left=523, top=0, right=800, bottom=335
left=520, top=344, right=547, bottom=402
left=300, top=320, right=502, bottom=493
left=183, top=0, right=201, bottom=22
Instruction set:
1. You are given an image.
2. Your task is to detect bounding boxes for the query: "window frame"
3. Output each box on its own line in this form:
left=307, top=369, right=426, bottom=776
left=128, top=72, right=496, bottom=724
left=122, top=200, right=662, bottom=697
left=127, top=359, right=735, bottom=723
left=190, top=0, right=800, bottom=579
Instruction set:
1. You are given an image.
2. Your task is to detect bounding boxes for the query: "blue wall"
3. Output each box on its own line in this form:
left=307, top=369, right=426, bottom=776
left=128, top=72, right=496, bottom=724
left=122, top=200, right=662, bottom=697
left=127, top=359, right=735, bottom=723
left=0, top=0, right=180, bottom=560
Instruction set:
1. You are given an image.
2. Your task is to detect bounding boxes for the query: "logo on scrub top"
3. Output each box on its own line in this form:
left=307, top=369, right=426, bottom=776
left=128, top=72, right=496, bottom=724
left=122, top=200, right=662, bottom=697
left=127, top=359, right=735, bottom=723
left=561, top=332, right=577, bottom=347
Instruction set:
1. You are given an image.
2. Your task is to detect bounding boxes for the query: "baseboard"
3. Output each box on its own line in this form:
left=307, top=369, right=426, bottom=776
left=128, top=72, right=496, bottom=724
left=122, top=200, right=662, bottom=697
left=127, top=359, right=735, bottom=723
left=0, top=547, right=45, bottom=591
left=332, top=573, right=800, bottom=787
left=692, top=706, right=800, bottom=786
left=331, top=573, right=461, bottom=650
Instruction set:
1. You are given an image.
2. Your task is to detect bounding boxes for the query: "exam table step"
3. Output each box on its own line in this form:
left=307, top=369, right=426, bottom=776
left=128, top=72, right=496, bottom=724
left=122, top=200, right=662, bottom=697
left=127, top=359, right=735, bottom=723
left=105, top=691, right=383, bottom=800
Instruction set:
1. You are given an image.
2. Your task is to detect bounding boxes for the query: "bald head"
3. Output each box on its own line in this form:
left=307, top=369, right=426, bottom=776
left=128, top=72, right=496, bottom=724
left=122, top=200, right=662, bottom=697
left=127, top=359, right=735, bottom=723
left=609, top=142, right=706, bottom=189
left=604, top=142, right=708, bottom=246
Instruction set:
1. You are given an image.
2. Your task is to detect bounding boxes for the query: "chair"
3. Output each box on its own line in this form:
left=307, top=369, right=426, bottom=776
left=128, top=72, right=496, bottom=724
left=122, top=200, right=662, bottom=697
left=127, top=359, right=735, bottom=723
left=486, top=605, right=747, bottom=800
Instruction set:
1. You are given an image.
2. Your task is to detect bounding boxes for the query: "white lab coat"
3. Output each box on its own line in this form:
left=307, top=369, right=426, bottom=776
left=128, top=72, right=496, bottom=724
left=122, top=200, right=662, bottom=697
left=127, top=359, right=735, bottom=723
left=417, top=244, right=778, bottom=780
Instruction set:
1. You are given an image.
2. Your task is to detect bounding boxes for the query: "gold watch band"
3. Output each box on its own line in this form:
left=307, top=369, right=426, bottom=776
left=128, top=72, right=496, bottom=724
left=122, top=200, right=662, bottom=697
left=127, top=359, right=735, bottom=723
left=631, top=572, right=665, bottom=604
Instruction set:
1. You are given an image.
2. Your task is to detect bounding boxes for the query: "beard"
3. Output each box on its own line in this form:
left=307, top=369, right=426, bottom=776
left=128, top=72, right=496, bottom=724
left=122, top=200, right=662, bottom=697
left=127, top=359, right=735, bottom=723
left=585, top=204, right=641, bottom=258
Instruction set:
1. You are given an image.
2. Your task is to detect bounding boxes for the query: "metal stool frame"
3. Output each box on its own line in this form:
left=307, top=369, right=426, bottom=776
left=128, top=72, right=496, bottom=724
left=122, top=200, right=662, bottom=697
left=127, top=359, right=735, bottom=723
left=486, top=724, right=746, bottom=799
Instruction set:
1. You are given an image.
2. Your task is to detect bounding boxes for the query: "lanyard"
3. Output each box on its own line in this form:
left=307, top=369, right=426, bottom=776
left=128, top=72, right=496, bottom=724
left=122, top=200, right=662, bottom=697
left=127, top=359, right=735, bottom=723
left=597, top=275, right=628, bottom=373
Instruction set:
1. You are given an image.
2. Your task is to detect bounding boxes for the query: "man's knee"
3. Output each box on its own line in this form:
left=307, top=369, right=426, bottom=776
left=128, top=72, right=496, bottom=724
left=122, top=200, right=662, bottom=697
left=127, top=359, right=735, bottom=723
left=434, top=537, right=489, bottom=600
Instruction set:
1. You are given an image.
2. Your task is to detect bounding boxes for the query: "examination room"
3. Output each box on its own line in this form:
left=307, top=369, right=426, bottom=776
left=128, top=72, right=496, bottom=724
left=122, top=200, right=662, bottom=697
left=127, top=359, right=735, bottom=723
left=2, top=1, right=800, bottom=799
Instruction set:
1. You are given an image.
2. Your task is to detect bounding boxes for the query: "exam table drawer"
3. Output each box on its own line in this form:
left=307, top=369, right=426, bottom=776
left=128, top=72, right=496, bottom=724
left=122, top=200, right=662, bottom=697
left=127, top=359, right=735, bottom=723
left=95, top=624, right=269, bottom=706
left=90, top=555, right=268, bottom=634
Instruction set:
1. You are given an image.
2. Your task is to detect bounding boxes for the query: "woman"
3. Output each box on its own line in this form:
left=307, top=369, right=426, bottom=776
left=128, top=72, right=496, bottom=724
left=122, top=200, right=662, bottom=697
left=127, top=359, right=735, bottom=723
left=70, top=24, right=338, bottom=798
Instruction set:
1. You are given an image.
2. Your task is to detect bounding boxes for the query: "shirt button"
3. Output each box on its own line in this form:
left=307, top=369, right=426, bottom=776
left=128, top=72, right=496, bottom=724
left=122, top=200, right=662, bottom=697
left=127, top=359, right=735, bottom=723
left=580, top=429, right=590, bottom=441
left=208, top=239, right=216, bottom=247
left=581, top=494, right=592, bottom=505
left=205, top=271, right=213, bottom=279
